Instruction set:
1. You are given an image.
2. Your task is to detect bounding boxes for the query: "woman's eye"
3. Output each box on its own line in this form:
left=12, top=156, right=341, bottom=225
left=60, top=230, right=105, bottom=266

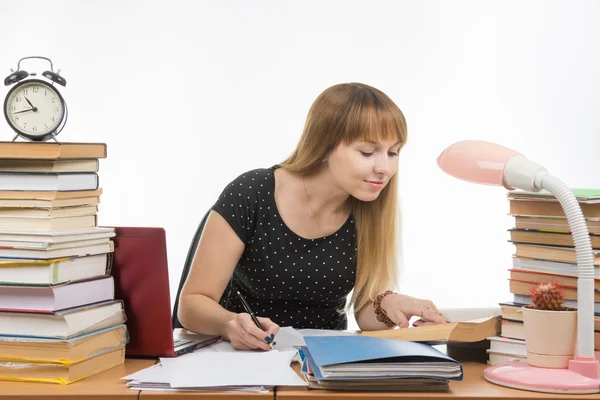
left=359, top=151, right=374, bottom=157
left=388, top=152, right=399, bottom=157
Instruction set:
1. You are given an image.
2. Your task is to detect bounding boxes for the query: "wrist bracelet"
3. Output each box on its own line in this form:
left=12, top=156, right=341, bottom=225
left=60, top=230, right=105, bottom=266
left=373, top=290, right=397, bottom=327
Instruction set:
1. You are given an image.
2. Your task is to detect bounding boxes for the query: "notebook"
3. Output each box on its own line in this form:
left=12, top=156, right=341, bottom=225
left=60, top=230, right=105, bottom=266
left=110, top=227, right=218, bottom=357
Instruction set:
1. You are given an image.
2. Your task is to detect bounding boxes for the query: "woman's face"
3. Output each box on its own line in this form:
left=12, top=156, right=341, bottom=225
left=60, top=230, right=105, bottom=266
left=326, top=138, right=401, bottom=201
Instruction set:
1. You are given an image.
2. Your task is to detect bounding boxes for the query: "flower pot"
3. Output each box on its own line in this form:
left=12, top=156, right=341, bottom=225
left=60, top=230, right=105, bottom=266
left=522, top=307, right=577, bottom=368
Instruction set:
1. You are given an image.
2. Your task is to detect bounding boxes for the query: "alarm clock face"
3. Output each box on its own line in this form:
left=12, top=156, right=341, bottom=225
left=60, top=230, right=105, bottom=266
left=4, top=79, right=65, bottom=140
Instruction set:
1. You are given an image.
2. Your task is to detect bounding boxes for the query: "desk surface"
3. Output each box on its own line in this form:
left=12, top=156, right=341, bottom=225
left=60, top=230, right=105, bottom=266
left=1, top=359, right=598, bottom=400
left=0, top=358, right=155, bottom=400
left=276, top=362, right=600, bottom=400
left=139, top=390, right=272, bottom=400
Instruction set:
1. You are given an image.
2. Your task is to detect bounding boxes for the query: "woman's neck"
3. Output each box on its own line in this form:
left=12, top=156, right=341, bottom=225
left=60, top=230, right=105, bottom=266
left=299, top=168, right=350, bottom=219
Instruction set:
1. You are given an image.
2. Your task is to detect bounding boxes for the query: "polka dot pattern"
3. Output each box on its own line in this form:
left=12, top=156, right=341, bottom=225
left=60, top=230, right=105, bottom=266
left=211, top=167, right=357, bottom=329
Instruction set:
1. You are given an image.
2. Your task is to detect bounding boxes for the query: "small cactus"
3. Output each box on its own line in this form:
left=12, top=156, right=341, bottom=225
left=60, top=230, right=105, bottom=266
left=529, top=281, right=566, bottom=311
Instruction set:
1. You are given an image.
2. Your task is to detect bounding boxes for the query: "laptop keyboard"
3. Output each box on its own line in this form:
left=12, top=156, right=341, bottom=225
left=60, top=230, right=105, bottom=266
left=174, top=339, right=193, bottom=348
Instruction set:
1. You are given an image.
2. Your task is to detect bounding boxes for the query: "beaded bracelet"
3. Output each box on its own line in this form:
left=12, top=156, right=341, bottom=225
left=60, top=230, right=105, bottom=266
left=373, top=290, right=397, bottom=327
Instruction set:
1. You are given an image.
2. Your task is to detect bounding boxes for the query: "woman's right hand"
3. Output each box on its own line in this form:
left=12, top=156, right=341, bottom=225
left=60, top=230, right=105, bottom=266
left=225, top=313, right=280, bottom=350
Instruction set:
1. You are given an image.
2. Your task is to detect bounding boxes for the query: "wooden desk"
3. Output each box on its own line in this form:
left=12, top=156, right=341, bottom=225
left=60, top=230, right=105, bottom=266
left=2, top=358, right=597, bottom=399
left=276, top=362, right=600, bottom=400
left=139, top=390, right=272, bottom=400
left=0, top=358, right=154, bottom=400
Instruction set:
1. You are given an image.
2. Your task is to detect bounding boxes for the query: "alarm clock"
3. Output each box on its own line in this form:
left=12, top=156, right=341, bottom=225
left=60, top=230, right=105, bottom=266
left=3, top=56, right=68, bottom=142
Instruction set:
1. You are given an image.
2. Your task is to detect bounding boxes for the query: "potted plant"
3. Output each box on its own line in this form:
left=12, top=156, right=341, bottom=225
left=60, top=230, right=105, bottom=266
left=522, top=280, right=577, bottom=368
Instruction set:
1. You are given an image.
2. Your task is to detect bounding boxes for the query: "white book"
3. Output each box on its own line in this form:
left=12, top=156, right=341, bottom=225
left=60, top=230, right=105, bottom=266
left=0, top=253, right=109, bottom=285
left=0, top=240, right=113, bottom=259
left=487, top=351, right=527, bottom=365
left=487, top=336, right=526, bottom=356
left=0, top=237, right=111, bottom=250
left=0, top=214, right=97, bottom=231
left=0, top=172, right=98, bottom=191
left=0, top=300, right=125, bottom=338
left=512, top=256, right=600, bottom=278
left=0, top=228, right=115, bottom=247
left=0, top=227, right=114, bottom=240
left=0, top=276, right=114, bottom=312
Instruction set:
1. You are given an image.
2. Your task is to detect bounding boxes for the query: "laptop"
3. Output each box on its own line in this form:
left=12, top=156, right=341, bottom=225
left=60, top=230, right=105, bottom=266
left=110, top=226, right=219, bottom=357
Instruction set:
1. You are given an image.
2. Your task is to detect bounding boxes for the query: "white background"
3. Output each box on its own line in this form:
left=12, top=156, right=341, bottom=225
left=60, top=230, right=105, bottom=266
left=2, top=0, right=599, bottom=329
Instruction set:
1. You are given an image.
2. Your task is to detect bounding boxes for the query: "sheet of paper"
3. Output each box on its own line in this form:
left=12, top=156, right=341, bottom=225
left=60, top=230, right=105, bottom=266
left=272, top=326, right=306, bottom=350
left=438, top=307, right=501, bottom=323
left=159, top=350, right=306, bottom=388
left=121, top=363, right=166, bottom=382
left=273, top=326, right=359, bottom=350
left=298, top=328, right=359, bottom=337
left=122, top=329, right=358, bottom=389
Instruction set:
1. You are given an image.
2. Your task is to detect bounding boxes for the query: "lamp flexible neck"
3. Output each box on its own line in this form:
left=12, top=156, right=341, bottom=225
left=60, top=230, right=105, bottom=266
left=540, top=175, right=595, bottom=359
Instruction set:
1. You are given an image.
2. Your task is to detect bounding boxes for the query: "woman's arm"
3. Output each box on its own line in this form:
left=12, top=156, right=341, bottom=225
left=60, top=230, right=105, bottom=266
left=355, top=293, right=447, bottom=331
left=178, top=211, right=244, bottom=337
left=178, top=211, right=278, bottom=350
left=354, top=301, right=397, bottom=331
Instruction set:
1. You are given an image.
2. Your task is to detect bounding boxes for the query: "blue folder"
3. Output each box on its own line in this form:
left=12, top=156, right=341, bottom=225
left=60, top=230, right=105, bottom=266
left=302, top=335, right=464, bottom=381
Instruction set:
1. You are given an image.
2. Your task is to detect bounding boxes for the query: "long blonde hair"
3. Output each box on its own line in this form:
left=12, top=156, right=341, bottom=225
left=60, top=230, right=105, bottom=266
left=280, top=82, right=408, bottom=313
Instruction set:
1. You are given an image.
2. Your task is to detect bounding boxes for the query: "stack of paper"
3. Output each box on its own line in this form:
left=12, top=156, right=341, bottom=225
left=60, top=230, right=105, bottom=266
left=122, top=345, right=306, bottom=392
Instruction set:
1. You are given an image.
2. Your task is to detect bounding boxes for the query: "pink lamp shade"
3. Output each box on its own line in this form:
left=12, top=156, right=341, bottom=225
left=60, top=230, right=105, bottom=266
left=436, top=140, right=521, bottom=189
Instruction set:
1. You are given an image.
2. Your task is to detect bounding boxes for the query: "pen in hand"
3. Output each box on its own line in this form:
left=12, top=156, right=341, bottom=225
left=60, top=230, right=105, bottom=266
left=236, top=290, right=275, bottom=349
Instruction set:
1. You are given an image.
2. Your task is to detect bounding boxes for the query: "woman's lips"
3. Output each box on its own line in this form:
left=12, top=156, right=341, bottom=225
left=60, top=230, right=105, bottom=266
left=365, top=180, right=385, bottom=189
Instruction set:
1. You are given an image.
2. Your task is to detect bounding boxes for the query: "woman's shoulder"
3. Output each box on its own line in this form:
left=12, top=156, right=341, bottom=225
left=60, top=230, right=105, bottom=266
left=217, top=167, right=275, bottom=197
left=224, top=167, right=274, bottom=186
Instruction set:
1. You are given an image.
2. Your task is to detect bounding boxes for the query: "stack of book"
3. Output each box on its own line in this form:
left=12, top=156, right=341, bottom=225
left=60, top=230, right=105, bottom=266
left=487, top=189, right=600, bottom=365
left=0, top=141, right=127, bottom=384
left=299, top=336, right=463, bottom=391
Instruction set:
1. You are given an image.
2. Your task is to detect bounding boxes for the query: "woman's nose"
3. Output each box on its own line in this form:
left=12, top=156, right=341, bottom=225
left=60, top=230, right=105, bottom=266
left=374, top=154, right=392, bottom=175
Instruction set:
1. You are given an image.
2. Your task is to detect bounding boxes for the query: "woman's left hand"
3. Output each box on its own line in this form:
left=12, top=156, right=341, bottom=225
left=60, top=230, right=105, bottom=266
left=380, top=293, right=447, bottom=328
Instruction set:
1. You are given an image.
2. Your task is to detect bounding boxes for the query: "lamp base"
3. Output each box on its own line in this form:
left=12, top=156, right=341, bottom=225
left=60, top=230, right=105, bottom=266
left=484, top=360, right=600, bottom=394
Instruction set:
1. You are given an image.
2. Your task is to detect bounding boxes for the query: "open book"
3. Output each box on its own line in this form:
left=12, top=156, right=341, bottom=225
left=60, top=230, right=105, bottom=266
left=361, top=308, right=501, bottom=344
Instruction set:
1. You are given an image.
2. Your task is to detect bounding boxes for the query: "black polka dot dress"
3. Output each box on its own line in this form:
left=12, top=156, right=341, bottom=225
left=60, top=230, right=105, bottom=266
left=212, top=166, right=357, bottom=329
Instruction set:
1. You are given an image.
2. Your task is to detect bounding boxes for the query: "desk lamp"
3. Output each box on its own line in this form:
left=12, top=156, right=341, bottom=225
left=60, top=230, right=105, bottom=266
left=437, top=140, right=600, bottom=394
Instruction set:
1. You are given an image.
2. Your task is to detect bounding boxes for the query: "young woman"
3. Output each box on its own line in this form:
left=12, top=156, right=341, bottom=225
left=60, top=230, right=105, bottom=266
left=178, top=82, right=446, bottom=351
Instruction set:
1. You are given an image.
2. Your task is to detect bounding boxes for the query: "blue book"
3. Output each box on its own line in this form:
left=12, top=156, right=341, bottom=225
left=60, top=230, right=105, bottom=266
left=302, top=336, right=463, bottom=381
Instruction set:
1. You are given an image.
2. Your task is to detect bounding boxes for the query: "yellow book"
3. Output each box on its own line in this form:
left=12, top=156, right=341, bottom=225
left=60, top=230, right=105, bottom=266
left=514, top=243, right=600, bottom=266
left=0, top=159, right=99, bottom=173
left=361, top=316, right=501, bottom=343
left=0, top=347, right=124, bottom=385
left=0, top=188, right=102, bottom=208
left=0, top=325, right=127, bottom=365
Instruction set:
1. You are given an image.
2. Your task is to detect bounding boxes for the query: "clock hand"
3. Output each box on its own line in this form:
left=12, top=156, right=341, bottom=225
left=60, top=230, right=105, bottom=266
left=24, top=96, right=34, bottom=108
left=12, top=108, right=35, bottom=114
left=23, top=97, right=38, bottom=112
